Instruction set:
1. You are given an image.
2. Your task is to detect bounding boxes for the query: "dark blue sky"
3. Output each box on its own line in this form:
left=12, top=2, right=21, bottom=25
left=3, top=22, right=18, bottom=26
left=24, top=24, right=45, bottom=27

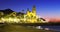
left=0, top=0, right=60, bottom=18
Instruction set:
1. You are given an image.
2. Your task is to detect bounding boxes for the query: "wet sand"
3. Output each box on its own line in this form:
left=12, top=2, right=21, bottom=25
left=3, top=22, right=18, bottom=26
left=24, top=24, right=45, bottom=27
left=0, top=24, right=58, bottom=32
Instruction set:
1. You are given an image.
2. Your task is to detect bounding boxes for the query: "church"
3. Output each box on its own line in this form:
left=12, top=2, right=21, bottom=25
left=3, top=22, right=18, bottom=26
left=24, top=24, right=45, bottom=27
left=23, top=6, right=44, bottom=23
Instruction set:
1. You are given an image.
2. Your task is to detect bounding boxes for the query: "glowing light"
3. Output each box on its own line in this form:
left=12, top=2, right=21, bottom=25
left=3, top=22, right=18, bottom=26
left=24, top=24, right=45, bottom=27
left=0, top=6, right=47, bottom=23
left=44, top=28, right=50, bottom=30
left=36, top=26, right=43, bottom=29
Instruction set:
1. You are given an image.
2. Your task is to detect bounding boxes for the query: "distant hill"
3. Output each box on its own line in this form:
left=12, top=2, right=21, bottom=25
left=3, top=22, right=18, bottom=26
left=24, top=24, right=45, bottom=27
left=0, top=9, right=25, bottom=16
left=17, top=12, right=24, bottom=16
left=0, top=9, right=14, bottom=15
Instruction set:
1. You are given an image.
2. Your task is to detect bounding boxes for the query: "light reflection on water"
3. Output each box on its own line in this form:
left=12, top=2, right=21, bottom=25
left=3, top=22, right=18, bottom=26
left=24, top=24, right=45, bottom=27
left=41, top=26, right=60, bottom=31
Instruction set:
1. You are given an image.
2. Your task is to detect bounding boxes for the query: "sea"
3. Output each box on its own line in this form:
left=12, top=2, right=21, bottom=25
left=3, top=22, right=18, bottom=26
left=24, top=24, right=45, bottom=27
left=41, top=26, right=60, bottom=31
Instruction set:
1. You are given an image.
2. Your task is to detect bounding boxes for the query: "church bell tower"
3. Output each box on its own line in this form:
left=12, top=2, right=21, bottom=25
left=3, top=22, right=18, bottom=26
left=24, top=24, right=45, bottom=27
left=32, top=5, right=36, bottom=16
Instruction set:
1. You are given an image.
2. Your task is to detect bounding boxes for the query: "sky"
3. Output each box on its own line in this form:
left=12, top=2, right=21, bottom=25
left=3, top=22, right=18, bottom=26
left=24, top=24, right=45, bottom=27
left=0, top=0, right=60, bottom=21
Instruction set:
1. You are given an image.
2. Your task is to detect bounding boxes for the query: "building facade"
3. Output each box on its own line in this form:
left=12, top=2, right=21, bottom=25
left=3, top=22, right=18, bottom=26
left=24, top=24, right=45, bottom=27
left=0, top=6, right=46, bottom=23
left=24, top=6, right=40, bottom=23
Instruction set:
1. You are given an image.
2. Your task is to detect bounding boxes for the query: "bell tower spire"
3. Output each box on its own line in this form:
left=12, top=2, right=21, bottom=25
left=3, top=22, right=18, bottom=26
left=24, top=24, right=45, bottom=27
left=27, top=8, right=29, bottom=11
left=32, top=5, right=36, bottom=16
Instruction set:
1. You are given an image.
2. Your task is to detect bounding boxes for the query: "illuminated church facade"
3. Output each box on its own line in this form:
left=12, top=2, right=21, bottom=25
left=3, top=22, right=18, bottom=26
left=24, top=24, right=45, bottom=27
left=24, top=6, right=39, bottom=23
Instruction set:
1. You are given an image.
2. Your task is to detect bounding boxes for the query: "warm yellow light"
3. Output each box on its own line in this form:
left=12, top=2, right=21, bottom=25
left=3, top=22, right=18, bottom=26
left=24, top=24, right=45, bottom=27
left=13, top=18, right=20, bottom=23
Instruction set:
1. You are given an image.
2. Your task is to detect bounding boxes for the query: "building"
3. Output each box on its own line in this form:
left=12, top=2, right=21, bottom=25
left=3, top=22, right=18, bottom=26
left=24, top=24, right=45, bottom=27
left=23, top=6, right=38, bottom=23
left=0, top=6, right=46, bottom=23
